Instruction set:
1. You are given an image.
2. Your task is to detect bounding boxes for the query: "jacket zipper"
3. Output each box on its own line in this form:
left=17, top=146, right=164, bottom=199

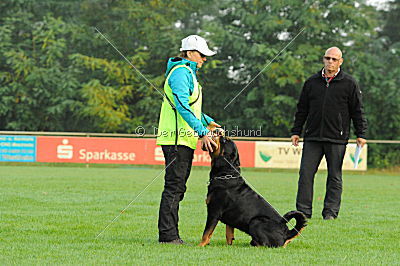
left=320, top=80, right=331, bottom=138
left=338, top=113, right=343, bottom=136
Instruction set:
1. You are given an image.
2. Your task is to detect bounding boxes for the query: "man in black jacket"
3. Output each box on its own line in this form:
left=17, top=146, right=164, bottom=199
left=291, top=47, right=367, bottom=220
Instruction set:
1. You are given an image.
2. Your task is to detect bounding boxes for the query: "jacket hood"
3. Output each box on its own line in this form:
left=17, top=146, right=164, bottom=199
left=165, top=57, right=198, bottom=77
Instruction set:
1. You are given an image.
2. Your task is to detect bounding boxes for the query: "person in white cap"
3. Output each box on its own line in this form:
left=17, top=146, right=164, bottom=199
left=156, top=35, right=220, bottom=244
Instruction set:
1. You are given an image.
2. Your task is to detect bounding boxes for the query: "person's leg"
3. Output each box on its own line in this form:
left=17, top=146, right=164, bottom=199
left=158, top=145, right=194, bottom=242
left=322, top=143, right=346, bottom=219
left=174, top=146, right=194, bottom=239
left=296, top=141, right=324, bottom=218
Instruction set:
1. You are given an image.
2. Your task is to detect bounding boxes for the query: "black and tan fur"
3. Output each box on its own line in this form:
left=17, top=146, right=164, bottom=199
left=199, top=133, right=307, bottom=247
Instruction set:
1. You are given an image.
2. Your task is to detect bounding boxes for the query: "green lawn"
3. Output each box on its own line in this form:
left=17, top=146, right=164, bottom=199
left=1, top=165, right=399, bottom=265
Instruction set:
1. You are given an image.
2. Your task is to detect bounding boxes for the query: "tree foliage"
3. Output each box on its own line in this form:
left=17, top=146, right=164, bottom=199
left=0, top=0, right=399, bottom=166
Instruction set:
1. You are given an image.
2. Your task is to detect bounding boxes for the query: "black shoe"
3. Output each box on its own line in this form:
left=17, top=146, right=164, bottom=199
left=323, top=215, right=336, bottom=220
left=159, top=238, right=186, bottom=245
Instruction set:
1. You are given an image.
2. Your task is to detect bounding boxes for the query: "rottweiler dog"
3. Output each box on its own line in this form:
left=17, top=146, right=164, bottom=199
left=199, top=132, right=307, bottom=247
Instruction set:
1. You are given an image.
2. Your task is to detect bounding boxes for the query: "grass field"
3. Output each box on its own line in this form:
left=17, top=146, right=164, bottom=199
left=1, top=164, right=399, bottom=265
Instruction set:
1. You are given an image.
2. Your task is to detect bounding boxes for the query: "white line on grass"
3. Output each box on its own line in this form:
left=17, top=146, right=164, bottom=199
left=95, top=158, right=176, bottom=239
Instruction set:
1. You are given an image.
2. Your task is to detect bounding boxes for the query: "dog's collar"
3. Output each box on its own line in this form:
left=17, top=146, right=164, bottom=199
left=210, top=174, right=240, bottom=182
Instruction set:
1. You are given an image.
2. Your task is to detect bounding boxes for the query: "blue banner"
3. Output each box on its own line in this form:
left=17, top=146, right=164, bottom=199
left=0, top=135, right=37, bottom=162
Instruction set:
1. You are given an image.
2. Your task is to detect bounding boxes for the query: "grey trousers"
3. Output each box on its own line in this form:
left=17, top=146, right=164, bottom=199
left=296, top=141, right=346, bottom=218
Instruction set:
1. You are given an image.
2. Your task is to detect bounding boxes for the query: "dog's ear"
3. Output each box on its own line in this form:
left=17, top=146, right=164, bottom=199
left=229, top=142, right=240, bottom=167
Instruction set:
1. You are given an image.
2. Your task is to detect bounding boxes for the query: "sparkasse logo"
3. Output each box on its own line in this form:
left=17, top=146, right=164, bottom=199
left=154, top=147, right=165, bottom=162
left=57, top=139, right=73, bottom=159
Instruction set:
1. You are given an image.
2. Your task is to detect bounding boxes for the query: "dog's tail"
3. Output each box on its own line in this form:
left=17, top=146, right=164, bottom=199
left=282, top=211, right=307, bottom=242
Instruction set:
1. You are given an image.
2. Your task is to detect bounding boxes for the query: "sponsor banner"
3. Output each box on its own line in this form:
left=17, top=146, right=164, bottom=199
left=0, top=135, right=36, bottom=162
left=193, top=140, right=255, bottom=167
left=37, top=137, right=153, bottom=164
left=343, top=144, right=368, bottom=170
left=36, top=137, right=256, bottom=167
left=233, top=141, right=256, bottom=167
left=151, top=140, right=254, bottom=167
left=255, top=141, right=367, bottom=170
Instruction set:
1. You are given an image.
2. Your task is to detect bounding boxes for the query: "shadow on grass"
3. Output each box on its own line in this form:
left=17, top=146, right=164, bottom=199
left=101, top=235, right=311, bottom=249
left=99, top=235, right=257, bottom=248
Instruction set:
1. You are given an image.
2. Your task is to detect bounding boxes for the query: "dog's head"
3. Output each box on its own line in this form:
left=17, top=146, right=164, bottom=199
left=207, top=129, right=240, bottom=171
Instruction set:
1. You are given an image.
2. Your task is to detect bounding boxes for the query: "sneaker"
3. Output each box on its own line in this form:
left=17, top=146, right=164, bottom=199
left=159, top=238, right=186, bottom=245
left=323, top=215, right=336, bottom=220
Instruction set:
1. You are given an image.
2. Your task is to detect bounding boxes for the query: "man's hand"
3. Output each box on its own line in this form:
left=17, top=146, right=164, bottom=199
left=356, top=137, right=367, bottom=147
left=291, top=135, right=300, bottom=146
left=207, top=121, right=221, bottom=131
left=201, top=131, right=217, bottom=152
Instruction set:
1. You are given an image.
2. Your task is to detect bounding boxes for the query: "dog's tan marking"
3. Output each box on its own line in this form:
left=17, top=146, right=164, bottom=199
left=283, top=227, right=305, bottom=248
left=199, top=224, right=218, bottom=247
left=205, top=195, right=211, bottom=205
left=225, top=225, right=235, bottom=245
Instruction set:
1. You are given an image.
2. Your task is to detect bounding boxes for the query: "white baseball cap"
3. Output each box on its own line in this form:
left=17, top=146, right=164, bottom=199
left=180, top=35, right=216, bottom=56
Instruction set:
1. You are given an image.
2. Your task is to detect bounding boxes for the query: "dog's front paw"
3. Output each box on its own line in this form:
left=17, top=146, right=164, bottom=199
left=198, top=241, right=209, bottom=247
left=226, top=237, right=234, bottom=245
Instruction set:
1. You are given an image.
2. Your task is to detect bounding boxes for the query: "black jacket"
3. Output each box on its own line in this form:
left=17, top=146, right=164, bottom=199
left=291, top=69, right=367, bottom=144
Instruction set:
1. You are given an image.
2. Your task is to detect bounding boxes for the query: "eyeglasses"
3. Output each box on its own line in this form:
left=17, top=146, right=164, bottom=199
left=324, top=56, right=341, bottom=62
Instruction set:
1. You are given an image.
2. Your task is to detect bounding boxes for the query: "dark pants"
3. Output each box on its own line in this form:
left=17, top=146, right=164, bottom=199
left=158, top=145, right=194, bottom=242
left=296, top=141, right=346, bottom=218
